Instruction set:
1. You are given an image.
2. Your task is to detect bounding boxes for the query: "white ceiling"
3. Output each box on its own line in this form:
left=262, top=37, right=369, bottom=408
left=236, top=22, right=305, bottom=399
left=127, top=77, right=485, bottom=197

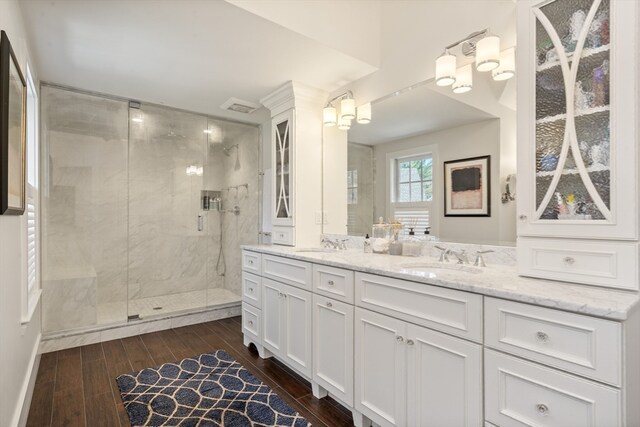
left=347, top=83, right=496, bottom=146
left=19, top=0, right=378, bottom=124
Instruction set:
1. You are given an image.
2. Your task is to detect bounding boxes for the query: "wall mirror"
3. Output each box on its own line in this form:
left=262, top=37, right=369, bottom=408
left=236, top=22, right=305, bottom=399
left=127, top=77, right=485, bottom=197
left=322, top=74, right=517, bottom=246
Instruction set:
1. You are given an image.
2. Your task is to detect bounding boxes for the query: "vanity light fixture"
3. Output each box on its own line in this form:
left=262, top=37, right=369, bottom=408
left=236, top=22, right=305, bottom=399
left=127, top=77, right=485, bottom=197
left=131, top=111, right=144, bottom=123
left=452, top=64, right=473, bottom=94
left=323, top=90, right=370, bottom=130
left=203, top=129, right=212, bottom=134
left=435, top=29, right=514, bottom=94
left=492, top=47, right=516, bottom=81
left=357, top=103, right=372, bottom=124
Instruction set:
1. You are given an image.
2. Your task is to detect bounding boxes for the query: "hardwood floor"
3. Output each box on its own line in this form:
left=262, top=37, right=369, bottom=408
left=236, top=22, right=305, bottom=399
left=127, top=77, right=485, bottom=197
left=26, top=316, right=355, bottom=427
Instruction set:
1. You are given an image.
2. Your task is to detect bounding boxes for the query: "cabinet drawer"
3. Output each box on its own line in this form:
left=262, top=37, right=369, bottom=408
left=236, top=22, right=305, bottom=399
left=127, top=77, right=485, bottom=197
left=485, top=297, right=621, bottom=386
left=242, top=272, right=262, bottom=309
left=518, top=237, right=639, bottom=290
left=262, top=254, right=312, bottom=290
left=242, top=303, right=261, bottom=343
left=485, top=350, right=621, bottom=427
left=272, top=226, right=295, bottom=246
left=313, top=264, right=354, bottom=304
left=355, top=272, right=483, bottom=342
left=242, top=251, right=262, bottom=274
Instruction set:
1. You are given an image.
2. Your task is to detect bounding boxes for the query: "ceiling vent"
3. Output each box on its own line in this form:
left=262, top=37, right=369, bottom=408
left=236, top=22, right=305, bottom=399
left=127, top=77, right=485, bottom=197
left=220, top=97, right=261, bottom=114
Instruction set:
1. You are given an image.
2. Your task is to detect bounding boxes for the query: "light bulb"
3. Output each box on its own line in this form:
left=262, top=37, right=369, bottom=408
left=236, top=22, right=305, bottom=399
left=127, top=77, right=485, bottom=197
left=492, top=47, right=516, bottom=81
left=452, top=64, right=473, bottom=94
left=357, top=103, right=371, bottom=124
left=323, top=106, right=337, bottom=127
left=436, top=51, right=457, bottom=86
left=476, top=34, right=501, bottom=72
left=338, top=116, right=351, bottom=130
left=340, top=98, right=356, bottom=120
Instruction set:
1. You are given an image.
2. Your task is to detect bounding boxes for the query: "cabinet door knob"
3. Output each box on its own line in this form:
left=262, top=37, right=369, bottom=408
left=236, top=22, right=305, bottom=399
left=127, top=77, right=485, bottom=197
left=519, top=214, right=527, bottom=221
left=536, top=331, right=550, bottom=343
left=406, top=339, right=415, bottom=346
left=327, top=280, right=335, bottom=286
left=248, top=320, right=253, bottom=326
left=563, top=256, right=575, bottom=265
left=326, top=302, right=333, bottom=308
left=396, top=336, right=404, bottom=343
left=248, top=287, right=253, bottom=292
left=249, top=260, right=254, bottom=264
left=536, top=403, right=549, bottom=416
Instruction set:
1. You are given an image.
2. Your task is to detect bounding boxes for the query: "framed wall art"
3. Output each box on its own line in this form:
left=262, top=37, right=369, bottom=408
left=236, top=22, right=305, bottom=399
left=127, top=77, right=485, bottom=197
left=0, top=30, right=26, bottom=215
left=444, top=155, right=490, bottom=217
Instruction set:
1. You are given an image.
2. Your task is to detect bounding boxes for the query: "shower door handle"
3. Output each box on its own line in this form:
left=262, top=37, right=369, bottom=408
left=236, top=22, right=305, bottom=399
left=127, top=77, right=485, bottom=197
left=197, top=214, right=204, bottom=232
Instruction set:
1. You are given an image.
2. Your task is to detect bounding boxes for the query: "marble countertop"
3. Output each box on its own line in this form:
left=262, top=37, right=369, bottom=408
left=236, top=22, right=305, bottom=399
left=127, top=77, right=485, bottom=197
left=242, top=245, right=640, bottom=320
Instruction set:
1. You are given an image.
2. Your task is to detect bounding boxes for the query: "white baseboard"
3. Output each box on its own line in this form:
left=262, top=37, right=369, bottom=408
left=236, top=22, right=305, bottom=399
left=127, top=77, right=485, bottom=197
left=13, top=332, right=41, bottom=427
left=40, top=303, right=241, bottom=353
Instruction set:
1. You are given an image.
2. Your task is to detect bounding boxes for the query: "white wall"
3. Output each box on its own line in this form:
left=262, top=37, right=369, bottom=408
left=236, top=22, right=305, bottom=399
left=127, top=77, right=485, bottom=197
left=373, top=119, right=516, bottom=245
left=0, top=0, right=42, bottom=425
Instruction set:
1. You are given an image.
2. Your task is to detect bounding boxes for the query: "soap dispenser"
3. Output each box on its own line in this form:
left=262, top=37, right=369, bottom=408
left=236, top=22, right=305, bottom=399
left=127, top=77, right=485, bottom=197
left=364, top=234, right=372, bottom=253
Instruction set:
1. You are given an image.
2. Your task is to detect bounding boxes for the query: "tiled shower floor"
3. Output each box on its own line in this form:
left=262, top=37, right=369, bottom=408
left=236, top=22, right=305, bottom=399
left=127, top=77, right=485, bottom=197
left=96, top=288, right=241, bottom=324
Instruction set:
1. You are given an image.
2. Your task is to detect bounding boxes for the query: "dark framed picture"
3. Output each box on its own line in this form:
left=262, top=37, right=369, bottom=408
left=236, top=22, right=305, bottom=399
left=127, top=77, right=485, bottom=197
left=0, top=30, right=26, bottom=215
left=444, top=155, right=490, bottom=217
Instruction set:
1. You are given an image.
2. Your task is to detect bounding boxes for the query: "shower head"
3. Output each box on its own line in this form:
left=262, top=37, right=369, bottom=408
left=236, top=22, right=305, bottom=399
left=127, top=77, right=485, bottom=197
left=223, top=144, right=238, bottom=156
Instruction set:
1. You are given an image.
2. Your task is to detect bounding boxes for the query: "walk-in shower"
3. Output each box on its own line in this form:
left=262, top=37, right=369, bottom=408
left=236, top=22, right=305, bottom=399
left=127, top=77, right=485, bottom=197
left=40, top=85, right=261, bottom=334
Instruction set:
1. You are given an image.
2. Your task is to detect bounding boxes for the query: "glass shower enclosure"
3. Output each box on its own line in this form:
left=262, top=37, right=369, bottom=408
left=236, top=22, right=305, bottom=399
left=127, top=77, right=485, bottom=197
left=41, top=85, right=261, bottom=334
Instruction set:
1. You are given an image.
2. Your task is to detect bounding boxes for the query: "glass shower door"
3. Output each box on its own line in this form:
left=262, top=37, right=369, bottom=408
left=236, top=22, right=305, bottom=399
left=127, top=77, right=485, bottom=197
left=127, top=104, right=209, bottom=319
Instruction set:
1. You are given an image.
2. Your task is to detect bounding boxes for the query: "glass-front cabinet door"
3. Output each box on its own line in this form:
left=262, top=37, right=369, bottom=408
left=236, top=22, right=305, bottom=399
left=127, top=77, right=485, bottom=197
left=272, top=109, right=294, bottom=226
left=517, top=0, right=638, bottom=240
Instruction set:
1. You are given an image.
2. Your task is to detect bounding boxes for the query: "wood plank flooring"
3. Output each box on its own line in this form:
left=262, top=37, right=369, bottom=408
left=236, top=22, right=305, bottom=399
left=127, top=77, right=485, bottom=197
left=26, top=316, right=355, bottom=427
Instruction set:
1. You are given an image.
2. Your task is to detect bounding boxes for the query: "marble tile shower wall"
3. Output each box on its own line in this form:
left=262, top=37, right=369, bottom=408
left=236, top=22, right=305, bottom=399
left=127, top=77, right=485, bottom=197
left=41, top=86, right=260, bottom=335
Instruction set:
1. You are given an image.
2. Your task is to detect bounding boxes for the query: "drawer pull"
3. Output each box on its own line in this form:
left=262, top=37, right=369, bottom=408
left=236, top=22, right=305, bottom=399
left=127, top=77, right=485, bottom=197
left=536, top=331, right=550, bottom=343
left=326, top=302, right=333, bottom=308
left=406, top=339, right=415, bottom=346
left=536, top=403, right=549, bottom=416
left=249, top=259, right=254, bottom=264
left=563, top=256, right=575, bottom=265
left=327, top=280, right=335, bottom=286
left=248, top=320, right=253, bottom=326
left=519, top=214, right=527, bottom=221
left=396, top=336, right=404, bottom=343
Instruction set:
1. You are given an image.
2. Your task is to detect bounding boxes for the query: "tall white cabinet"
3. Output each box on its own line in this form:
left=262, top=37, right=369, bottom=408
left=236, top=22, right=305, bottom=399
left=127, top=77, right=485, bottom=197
left=516, top=0, right=640, bottom=289
left=260, top=81, right=325, bottom=247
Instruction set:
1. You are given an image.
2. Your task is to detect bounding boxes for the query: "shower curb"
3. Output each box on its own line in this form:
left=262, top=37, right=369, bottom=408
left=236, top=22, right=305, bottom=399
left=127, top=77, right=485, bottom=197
left=39, top=302, right=241, bottom=354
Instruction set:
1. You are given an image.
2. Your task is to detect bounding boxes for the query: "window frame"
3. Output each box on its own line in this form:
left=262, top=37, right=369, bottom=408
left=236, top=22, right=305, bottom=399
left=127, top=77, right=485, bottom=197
left=21, top=63, right=41, bottom=324
left=347, top=169, right=358, bottom=205
left=385, top=144, right=439, bottom=235
left=395, top=154, right=433, bottom=204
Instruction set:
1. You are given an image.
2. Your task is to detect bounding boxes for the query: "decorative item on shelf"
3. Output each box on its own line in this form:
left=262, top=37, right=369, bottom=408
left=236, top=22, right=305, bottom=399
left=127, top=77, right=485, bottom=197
left=322, top=91, right=371, bottom=130
left=388, top=218, right=404, bottom=256
left=434, top=29, right=514, bottom=95
left=539, top=153, right=559, bottom=172
left=592, top=59, right=609, bottom=107
left=562, top=9, right=587, bottom=55
left=444, top=156, right=491, bottom=217
left=0, top=31, right=26, bottom=215
left=574, top=80, right=593, bottom=111
left=372, top=216, right=391, bottom=254
left=588, top=9, right=609, bottom=48
left=590, top=139, right=610, bottom=167
left=501, top=173, right=517, bottom=204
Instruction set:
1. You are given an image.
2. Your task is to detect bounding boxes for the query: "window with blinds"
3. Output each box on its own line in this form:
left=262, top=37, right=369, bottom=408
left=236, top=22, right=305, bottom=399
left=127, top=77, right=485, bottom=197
left=23, top=63, right=40, bottom=322
left=26, top=189, right=36, bottom=292
left=392, top=208, right=430, bottom=238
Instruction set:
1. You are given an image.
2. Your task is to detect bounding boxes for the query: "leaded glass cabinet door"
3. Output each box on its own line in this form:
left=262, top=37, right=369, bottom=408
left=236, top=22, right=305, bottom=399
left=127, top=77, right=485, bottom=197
left=272, top=109, right=295, bottom=226
left=517, top=0, right=638, bottom=240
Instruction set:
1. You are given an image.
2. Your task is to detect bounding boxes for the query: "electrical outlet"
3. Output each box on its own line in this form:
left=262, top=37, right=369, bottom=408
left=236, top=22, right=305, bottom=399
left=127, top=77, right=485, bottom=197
left=315, top=211, right=323, bottom=225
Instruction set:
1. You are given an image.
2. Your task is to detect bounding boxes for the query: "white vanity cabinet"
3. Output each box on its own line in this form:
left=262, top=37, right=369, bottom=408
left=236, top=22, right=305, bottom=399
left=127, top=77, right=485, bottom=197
left=516, top=0, right=640, bottom=289
left=313, top=293, right=354, bottom=406
left=262, top=277, right=313, bottom=377
left=241, top=249, right=639, bottom=427
left=355, top=307, right=483, bottom=427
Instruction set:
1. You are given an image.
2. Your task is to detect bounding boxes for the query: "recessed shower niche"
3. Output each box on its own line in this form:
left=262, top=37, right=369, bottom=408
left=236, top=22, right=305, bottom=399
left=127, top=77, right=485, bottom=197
left=40, top=85, right=261, bottom=334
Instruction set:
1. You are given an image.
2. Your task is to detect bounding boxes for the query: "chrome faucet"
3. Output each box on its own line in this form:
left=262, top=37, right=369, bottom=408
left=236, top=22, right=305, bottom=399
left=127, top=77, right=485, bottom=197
left=474, top=250, right=494, bottom=267
left=435, top=245, right=450, bottom=263
left=321, top=238, right=338, bottom=249
left=338, top=238, right=349, bottom=250
left=449, top=249, right=469, bottom=265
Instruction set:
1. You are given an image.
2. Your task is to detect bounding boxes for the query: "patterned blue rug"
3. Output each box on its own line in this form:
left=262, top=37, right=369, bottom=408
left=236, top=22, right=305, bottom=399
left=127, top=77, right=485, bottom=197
left=116, top=350, right=311, bottom=426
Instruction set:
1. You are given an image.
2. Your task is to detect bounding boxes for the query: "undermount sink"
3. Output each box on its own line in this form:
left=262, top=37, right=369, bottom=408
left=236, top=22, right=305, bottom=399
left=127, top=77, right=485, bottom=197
left=295, top=248, right=338, bottom=253
left=400, top=262, right=483, bottom=275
